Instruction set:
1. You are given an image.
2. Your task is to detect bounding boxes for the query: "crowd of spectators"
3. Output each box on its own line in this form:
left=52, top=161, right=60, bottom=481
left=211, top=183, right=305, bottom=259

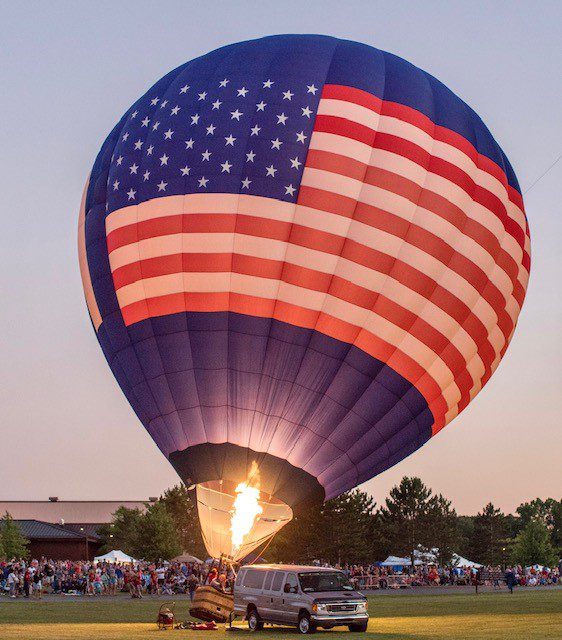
left=335, top=562, right=560, bottom=590
left=1, top=558, right=233, bottom=599
left=1, top=558, right=559, bottom=599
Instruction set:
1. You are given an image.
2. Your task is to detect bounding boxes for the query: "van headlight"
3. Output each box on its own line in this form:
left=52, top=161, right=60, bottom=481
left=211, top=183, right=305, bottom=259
left=356, top=601, right=368, bottom=613
left=312, top=603, right=328, bottom=613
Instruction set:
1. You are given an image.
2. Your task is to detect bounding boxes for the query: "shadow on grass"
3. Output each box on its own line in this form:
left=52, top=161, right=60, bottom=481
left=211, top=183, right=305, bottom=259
left=226, top=626, right=423, bottom=638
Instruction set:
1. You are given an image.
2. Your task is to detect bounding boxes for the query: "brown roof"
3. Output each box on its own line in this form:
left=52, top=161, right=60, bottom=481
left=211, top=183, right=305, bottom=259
left=0, top=501, right=150, bottom=524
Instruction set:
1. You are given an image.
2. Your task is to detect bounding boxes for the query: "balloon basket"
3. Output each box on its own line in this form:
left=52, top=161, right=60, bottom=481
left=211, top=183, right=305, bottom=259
left=189, top=586, right=234, bottom=623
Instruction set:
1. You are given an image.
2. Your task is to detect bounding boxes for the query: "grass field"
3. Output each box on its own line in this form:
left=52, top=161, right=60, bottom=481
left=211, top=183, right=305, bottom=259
left=0, top=589, right=560, bottom=639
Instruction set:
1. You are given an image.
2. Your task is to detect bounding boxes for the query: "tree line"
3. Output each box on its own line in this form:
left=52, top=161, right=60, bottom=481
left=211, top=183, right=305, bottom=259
left=96, top=477, right=561, bottom=568
left=2, top=478, right=560, bottom=568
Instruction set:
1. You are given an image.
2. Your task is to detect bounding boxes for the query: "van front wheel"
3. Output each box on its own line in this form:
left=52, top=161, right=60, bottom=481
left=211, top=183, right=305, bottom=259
left=247, top=610, right=263, bottom=631
left=297, top=613, right=316, bottom=634
left=348, top=621, right=368, bottom=632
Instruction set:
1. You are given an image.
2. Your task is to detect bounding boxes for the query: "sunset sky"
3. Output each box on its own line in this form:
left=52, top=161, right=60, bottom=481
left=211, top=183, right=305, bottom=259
left=1, top=0, right=560, bottom=514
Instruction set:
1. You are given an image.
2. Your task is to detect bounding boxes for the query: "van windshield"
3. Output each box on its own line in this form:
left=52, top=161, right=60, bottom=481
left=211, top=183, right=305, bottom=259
left=298, top=571, right=354, bottom=592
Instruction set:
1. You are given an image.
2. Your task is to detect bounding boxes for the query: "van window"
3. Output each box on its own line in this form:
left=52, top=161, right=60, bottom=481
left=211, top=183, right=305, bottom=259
left=243, top=569, right=265, bottom=589
left=263, top=571, right=274, bottom=591
left=284, top=573, right=298, bottom=594
left=271, top=571, right=285, bottom=592
left=235, top=570, right=245, bottom=587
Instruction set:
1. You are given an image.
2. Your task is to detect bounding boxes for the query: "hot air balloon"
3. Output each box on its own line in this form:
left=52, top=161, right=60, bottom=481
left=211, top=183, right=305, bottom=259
left=79, top=35, right=530, bottom=562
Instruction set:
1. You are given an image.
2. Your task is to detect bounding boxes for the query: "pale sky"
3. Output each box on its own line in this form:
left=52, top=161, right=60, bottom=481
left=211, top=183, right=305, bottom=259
left=1, top=1, right=560, bottom=514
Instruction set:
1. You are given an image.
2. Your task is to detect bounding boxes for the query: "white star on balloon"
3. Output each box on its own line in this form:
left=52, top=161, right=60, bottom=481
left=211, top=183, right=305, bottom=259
left=290, top=156, right=302, bottom=169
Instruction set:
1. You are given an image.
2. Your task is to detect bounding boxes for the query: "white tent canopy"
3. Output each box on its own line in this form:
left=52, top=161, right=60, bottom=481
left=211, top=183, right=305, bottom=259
left=452, top=554, right=482, bottom=568
left=172, top=552, right=203, bottom=563
left=94, top=549, right=137, bottom=564
left=381, top=550, right=481, bottom=568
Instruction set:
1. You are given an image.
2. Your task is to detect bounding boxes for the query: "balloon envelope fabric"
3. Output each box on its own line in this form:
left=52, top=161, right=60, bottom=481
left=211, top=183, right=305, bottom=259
left=79, top=35, right=530, bottom=509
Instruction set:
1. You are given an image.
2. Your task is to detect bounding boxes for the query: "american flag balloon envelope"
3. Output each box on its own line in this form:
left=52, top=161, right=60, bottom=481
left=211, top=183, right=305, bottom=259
left=79, top=35, right=530, bottom=560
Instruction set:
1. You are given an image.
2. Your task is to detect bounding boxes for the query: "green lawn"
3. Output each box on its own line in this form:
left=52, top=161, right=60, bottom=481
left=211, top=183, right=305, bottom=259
left=0, top=589, right=560, bottom=639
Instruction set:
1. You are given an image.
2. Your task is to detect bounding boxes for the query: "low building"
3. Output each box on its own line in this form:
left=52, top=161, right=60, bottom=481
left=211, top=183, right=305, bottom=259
left=0, top=498, right=157, bottom=560
left=13, top=520, right=101, bottom=561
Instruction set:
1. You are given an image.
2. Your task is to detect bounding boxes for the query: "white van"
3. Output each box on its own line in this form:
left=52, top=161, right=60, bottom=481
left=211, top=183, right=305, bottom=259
left=233, top=564, right=368, bottom=634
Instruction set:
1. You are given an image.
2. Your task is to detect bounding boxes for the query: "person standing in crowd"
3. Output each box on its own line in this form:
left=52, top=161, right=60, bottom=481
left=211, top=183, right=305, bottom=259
left=505, top=566, right=517, bottom=594
left=23, top=567, right=31, bottom=598
left=32, top=567, right=43, bottom=599
left=7, top=567, right=19, bottom=598
left=188, top=572, right=199, bottom=601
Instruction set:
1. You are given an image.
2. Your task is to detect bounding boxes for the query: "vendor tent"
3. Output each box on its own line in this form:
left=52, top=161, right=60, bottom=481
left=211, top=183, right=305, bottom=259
left=452, top=554, right=482, bottom=568
left=172, top=552, right=203, bottom=563
left=94, top=549, right=136, bottom=564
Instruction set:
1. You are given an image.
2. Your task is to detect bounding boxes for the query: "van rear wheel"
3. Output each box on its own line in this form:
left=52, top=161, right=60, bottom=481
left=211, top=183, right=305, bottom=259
left=348, top=621, right=368, bottom=632
left=247, top=610, right=263, bottom=631
left=297, top=612, right=316, bottom=634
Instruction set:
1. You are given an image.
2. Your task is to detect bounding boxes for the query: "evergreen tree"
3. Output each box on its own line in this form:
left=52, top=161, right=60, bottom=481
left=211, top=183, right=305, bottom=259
left=0, top=512, right=29, bottom=559
left=159, top=484, right=206, bottom=559
left=468, top=503, right=508, bottom=565
left=512, top=519, right=558, bottom=568
left=268, top=489, right=379, bottom=565
left=426, top=494, right=460, bottom=565
left=377, top=477, right=435, bottom=566
left=322, top=490, right=378, bottom=564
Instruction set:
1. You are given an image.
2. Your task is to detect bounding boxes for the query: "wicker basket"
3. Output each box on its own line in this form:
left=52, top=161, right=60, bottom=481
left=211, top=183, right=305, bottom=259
left=189, top=586, right=234, bottom=623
